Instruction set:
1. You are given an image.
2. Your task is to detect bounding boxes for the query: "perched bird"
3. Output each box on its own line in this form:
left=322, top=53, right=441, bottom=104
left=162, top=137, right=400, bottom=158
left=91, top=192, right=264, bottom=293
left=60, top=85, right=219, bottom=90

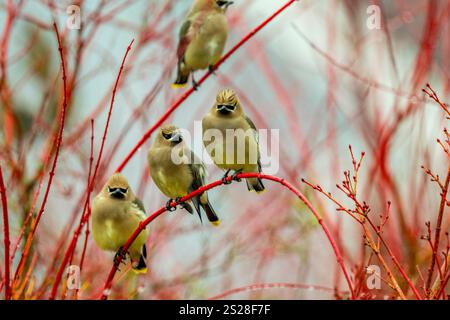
left=202, top=88, right=265, bottom=193
left=172, top=0, right=233, bottom=88
left=147, top=125, right=220, bottom=226
left=91, top=173, right=149, bottom=273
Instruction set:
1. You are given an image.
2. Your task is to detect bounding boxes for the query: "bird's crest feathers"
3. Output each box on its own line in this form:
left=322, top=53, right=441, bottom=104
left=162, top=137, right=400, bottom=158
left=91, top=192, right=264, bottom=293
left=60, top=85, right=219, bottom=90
left=105, top=173, right=130, bottom=189
left=216, top=88, right=238, bottom=105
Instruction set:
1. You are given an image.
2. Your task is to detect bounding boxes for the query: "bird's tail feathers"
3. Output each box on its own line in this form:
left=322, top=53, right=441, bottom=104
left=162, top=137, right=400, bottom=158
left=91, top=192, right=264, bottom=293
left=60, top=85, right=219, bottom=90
left=191, top=197, right=203, bottom=223
left=246, top=178, right=265, bottom=194
left=172, top=66, right=189, bottom=88
left=131, top=245, right=147, bottom=274
left=201, top=200, right=220, bottom=226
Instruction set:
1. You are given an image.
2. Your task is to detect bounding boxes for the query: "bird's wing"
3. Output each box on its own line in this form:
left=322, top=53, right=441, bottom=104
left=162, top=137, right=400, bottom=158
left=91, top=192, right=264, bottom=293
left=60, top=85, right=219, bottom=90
left=244, top=115, right=262, bottom=172
left=244, top=115, right=259, bottom=144
left=131, top=197, right=147, bottom=220
left=177, top=11, right=204, bottom=60
left=177, top=18, right=193, bottom=60
left=187, top=150, right=207, bottom=191
left=186, top=149, right=206, bottom=222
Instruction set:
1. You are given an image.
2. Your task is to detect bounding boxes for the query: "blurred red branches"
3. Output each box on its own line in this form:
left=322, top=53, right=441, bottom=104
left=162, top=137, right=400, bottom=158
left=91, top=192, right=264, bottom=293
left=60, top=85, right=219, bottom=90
left=208, top=282, right=341, bottom=300
left=12, top=22, right=69, bottom=287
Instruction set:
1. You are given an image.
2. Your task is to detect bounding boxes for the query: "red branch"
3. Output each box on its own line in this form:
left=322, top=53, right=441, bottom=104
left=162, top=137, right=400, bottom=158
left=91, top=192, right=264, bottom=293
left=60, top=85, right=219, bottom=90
left=13, top=22, right=69, bottom=283
left=99, top=173, right=355, bottom=300
left=425, top=165, right=450, bottom=295
left=49, top=39, right=135, bottom=300
left=0, top=166, right=11, bottom=300
left=114, top=0, right=299, bottom=173
left=79, top=120, right=95, bottom=273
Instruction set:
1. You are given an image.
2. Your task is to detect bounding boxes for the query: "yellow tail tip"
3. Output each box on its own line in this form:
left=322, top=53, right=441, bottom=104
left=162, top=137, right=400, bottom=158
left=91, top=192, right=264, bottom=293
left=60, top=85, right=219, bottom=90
left=210, top=220, right=220, bottom=227
left=132, top=267, right=148, bottom=275
left=171, top=82, right=187, bottom=89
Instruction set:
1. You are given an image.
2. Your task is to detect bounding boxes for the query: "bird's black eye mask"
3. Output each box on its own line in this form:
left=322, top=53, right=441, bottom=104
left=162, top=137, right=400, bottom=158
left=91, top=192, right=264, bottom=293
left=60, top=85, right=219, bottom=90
left=108, top=187, right=128, bottom=199
left=216, top=0, right=233, bottom=8
left=162, top=132, right=172, bottom=140
left=216, top=103, right=236, bottom=114
left=162, top=131, right=183, bottom=144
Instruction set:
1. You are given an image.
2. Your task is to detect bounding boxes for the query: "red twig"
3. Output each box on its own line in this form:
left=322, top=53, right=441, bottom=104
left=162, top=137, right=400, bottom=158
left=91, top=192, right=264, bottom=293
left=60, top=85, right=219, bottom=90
left=99, top=173, right=354, bottom=300
left=425, top=166, right=450, bottom=296
left=72, top=120, right=95, bottom=300
left=114, top=0, right=299, bottom=172
left=0, top=166, right=11, bottom=299
left=423, top=83, right=450, bottom=117
left=49, top=39, right=135, bottom=300
left=79, top=120, right=95, bottom=273
left=13, top=22, right=69, bottom=283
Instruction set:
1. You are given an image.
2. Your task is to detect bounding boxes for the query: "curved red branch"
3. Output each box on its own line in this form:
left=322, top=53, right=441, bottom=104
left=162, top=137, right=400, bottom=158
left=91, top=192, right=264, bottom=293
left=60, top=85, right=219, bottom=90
left=114, top=0, right=299, bottom=173
left=99, top=173, right=355, bottom=300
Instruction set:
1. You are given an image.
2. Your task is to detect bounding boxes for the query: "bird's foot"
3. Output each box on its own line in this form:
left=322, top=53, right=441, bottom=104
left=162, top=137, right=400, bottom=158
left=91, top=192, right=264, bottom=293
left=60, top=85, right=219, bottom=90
left=231, top=170, right=243, bottom=182
left=221, top=169, right=232, bottom=184
left=165, top=199, right=177, bottom=212
left=114, top=246, right=128, bottom=270
left=175, top=197, right=193, bottom=214
left=208, top=65, right=217, bottom=75
left=192, top=77, right=199, bottom=91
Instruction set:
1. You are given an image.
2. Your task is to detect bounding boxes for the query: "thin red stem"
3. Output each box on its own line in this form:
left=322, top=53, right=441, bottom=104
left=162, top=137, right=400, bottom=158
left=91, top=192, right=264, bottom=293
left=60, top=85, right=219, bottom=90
left=100, top=173, right=354, bottom=300
left=79, top=120, right=95, bottom=273
left=13, top=22, right=69, bottom=283
left=0, top=166, right=11, bottom=299
left=425, top=166, right=450, bottom=296
left=49, top=39, right=134, bottom=300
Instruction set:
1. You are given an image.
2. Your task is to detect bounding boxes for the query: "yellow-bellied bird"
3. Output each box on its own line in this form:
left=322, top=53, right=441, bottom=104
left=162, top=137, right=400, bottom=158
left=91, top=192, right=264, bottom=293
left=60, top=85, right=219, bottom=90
left=172, top=0, right=233, bottom=88
left=202, top=88, right=265, bottom=193
left=92, top=173, right=149, bottom=273
left=147, top=125, right=220, bottom=226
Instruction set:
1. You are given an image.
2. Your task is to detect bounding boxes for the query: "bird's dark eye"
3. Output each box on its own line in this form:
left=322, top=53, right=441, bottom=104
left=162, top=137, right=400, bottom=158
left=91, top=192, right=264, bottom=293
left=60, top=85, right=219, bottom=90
left=216, top=0, right=228, bottom=7
left=119, top=188, right=128, bottom=193
left=108, top=187, right=117, bottom=193
left=162, top=132, right=172, bottom=140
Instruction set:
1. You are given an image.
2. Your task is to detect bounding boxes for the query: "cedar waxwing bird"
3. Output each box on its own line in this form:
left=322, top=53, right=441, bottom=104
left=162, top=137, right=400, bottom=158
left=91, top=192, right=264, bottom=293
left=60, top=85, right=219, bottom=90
left=92, top=173, right=149, bottom=274
left=202, top=88, right=265, bottom=193
left=172, top=0, right=232, bottom=88
left=147, top=125, right=220, bottom=226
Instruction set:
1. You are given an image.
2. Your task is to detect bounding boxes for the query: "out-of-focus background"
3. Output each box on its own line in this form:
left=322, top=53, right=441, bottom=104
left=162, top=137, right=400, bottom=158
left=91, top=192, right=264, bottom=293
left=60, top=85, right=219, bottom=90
left=0, top=0, right=449, bottom=299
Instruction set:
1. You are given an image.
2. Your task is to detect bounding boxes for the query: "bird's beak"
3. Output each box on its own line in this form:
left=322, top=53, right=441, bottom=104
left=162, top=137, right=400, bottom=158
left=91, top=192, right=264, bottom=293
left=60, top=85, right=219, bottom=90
left=169, top=132, right=183, bottom=144
left=225, top=1, right=234, bottom=8
left=217, top=0, right=233, bottom=9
